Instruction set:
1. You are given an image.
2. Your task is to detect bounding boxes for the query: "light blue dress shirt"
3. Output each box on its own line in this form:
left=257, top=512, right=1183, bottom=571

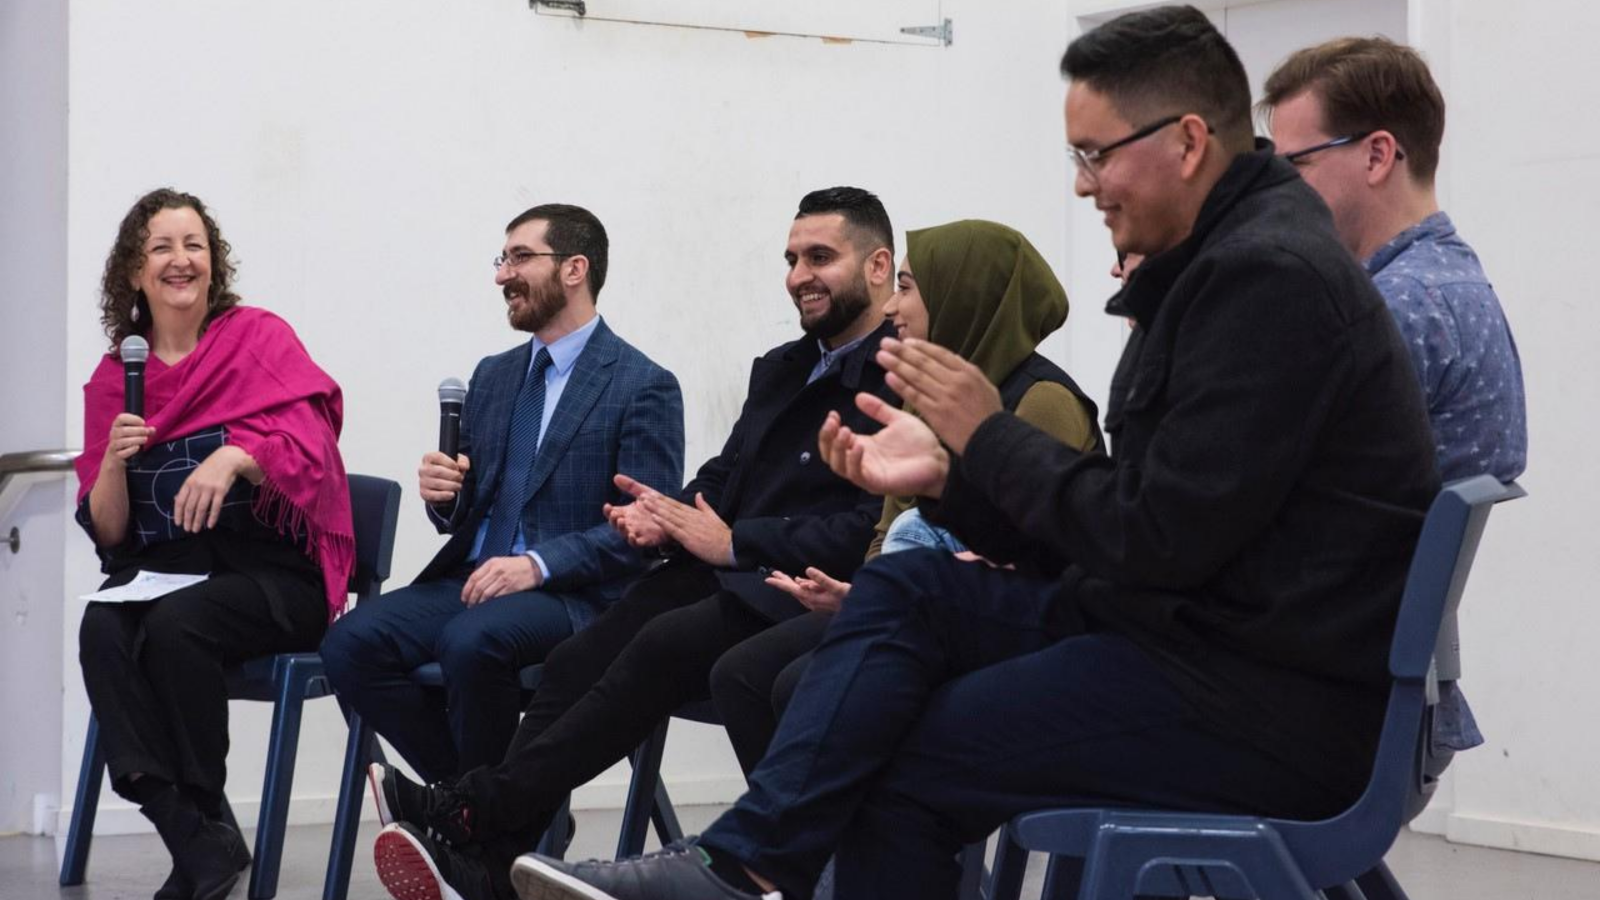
left=468, top=315, right=603, bottom=579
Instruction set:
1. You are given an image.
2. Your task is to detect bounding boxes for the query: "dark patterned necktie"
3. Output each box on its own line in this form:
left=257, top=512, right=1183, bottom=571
left=482, top=347, right=553, bottom=559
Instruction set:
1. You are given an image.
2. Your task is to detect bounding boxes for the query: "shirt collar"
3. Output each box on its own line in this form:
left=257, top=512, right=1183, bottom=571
left=817, top=330, right=871, bottom=368
left=530, top=314, right=601, bottom=377
left=1364, top=211, right=1455, bottom=276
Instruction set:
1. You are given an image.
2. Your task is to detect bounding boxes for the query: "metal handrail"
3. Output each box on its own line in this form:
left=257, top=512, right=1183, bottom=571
left=0, top=449, right=82, bottom=549
left=0, top=449, right=81, bottom=478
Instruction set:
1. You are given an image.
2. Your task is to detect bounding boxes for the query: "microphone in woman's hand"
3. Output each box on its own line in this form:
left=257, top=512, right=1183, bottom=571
left=120, top=336, right=149, bottom=465
left=120, top=336, right=149, bottom=418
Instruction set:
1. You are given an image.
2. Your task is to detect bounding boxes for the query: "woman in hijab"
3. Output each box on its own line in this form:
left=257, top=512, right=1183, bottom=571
left=711, top=219, right=1102, bottom=774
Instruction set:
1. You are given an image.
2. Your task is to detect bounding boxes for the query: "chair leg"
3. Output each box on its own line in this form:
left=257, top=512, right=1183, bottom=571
left=248, top=657, right=314, bottom=900
left=1323, top=881, right=1370, bottom=900
left=59, top=713, right=107, bottom=886
left=322, top=712, right=377, bottom=900
left=650, top=780, right=685, bottom=847
left=957, top=839, right=989, bottom=900
left=536, top=793, right=573, bottom=859
left=1354, top=862, right=1411, bottom=900
left=1040, top=854, right=1084, bottom=900
left=985, top=825, right=1029, bottom=900
left=616, top=719, right=670, bottom=859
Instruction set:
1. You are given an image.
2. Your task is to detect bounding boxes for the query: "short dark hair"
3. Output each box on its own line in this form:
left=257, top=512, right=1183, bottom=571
left=1260, top=37, right=1445, bottom=183
left=1060, top=5, right=1254, bottom=151
left=795, top=186, right=894, bottom=259
left=99, top=188, right=241, bottom=351
left=506, top=203, right=610, bottom=299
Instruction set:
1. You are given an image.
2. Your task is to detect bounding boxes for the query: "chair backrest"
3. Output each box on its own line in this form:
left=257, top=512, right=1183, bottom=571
left=347, top=474, right=402, bottom=602
left=1280, top=474, right=1523, bottom=886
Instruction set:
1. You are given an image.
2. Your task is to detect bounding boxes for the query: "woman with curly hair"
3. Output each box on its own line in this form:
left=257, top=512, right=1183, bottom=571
left=74, top=188, right=353, bottom=900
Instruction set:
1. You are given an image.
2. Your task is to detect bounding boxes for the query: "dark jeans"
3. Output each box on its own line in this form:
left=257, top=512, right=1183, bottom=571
left=701, top=550, right=1351, bottom=900
left=461, top=562, right=772, bottom=845
left=321, top=577, right=576, bottom=782
left=710, top=610, right=829, bottom=775
left=79, top=573, right=326, bottom=808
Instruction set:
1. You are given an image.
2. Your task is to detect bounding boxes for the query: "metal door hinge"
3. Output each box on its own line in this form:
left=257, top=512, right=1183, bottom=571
left=900, top=17, right=952, bottom=46
left=532, top=0, right=587, bottom=16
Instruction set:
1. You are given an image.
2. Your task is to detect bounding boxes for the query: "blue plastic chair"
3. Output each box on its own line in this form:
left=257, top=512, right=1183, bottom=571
left=613, top=699, right=723, bottom=859
left=59, top=473, right=402, bottom=900
left=986, top=476, right=1523, bottom=900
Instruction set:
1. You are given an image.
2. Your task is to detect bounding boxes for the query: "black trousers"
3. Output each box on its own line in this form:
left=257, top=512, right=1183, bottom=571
left=462, top=562, right=772, bottom=842
left=79, top=572, right=326, bottom=808
left=709, top=610, right=830, bottom=775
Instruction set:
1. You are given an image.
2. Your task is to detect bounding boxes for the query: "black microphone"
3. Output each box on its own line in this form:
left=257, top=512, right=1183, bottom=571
left=120, top=335, right=149, bottom=466
left=120, top=335, right=149, bottom=418
left=438, top=377, right=467, bottom=458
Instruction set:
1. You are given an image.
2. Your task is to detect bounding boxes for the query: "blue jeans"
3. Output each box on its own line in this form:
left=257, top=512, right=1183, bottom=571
left=321, top=578, right=577, bottom=781
left=701, top=550, right=1347, bottom=900
left=880, top=506, right=966, bottom=555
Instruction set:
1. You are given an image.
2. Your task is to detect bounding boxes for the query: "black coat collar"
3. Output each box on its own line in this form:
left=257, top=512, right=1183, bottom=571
left=1105, top=140, right=1296, bottom=330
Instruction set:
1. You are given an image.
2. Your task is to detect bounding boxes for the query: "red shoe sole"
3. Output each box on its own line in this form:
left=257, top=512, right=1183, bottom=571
left=374, top=826, right=458, bottom=900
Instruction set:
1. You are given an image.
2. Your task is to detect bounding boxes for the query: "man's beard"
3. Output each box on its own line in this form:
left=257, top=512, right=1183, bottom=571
left=797, top=274, right=871, bottom=342
left=506, top=268, right=568, bottom=333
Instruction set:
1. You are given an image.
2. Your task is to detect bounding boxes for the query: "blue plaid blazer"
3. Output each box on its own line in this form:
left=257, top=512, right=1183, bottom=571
left=417, top=318, right=684, bottom=630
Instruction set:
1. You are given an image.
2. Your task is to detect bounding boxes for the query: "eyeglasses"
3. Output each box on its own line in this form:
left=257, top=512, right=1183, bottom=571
left=1282, top=130, right=1406, bottom=166
left=1071, top=114, right=1204, bottom=185
left=493, top=250, right=571, bottom=271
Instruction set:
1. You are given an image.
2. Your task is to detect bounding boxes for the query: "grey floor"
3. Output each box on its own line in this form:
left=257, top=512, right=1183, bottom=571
left=6, top=806, right=1600, bottom=899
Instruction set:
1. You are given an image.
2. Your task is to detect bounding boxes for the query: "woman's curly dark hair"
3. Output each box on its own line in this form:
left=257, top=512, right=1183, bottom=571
left=99, top=188, right=241, bottom=351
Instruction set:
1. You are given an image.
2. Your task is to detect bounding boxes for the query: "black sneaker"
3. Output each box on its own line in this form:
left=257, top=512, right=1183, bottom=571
left=508, top=839, right=779, bottom=900
left=370, top=762, right=476, bottom=846
left=374, top=822, right=506, bottom=900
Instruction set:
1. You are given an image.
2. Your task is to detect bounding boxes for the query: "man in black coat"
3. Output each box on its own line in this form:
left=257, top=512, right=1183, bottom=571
left=507, top=9, right=1441, bottom=900
left=367, top=187, right=899, bottom=900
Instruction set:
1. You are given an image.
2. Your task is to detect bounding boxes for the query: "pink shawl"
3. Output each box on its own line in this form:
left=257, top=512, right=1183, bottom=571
left=77, top=306, right=355, bottom=620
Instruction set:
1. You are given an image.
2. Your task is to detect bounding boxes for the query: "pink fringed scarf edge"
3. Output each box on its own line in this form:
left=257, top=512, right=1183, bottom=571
left=252, top=473, right=355, bottom=622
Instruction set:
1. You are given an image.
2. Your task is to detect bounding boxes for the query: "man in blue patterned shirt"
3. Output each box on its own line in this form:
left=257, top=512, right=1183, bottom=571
left=1262, top=36, right=1527, bottom=772
left=1262, top=37, right=1526, bottom=482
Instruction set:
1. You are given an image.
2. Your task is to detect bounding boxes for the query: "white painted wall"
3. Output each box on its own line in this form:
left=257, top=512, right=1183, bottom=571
left=1404, top=0, right=1600, bottom=865
left=21, top=0, right=1078, bottom=840
left=0, top=0, right=70, bottom=836
left=6, top=0, right=1596, bottom=878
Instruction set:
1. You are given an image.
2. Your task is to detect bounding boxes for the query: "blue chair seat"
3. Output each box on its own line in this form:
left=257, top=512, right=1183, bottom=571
left=986, top=476, right=1524, bottom=900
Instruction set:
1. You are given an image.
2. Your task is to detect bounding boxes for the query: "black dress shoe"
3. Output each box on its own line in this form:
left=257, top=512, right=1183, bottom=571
left=139, top=787, right=248, bottom=900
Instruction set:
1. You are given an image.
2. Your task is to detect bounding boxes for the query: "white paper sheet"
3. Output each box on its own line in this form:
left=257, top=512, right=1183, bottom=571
left=80, top=571, right=209, bottom=604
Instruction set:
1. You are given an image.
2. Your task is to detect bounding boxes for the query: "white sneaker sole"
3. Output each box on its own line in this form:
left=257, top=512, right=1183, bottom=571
left=369, top=762, right=396, bottom=826
left=509, top=855, right=622, bottom=900
left=374, top=824, right=464, bottom=900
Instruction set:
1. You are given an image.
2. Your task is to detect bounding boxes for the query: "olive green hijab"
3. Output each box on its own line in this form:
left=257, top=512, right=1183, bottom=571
left=905, top=219, right=1069, bottom=385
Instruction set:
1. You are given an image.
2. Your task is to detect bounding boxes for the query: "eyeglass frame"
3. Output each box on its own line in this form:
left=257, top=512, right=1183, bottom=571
left=1282, top=130, right=1407, bottom=165
left=492, top=249, right=573, bottom=271
left=1071, top=114, right=1212, bottom=183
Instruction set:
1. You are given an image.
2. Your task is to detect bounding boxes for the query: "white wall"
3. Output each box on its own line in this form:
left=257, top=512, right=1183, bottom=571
left=1405, top=0, right=1600, bottom=864
left=33, top=0, right=1078, bottom=838
left=8, top=0, right=1597, bottom=875
left=0, top=0, right=70, bottom=836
